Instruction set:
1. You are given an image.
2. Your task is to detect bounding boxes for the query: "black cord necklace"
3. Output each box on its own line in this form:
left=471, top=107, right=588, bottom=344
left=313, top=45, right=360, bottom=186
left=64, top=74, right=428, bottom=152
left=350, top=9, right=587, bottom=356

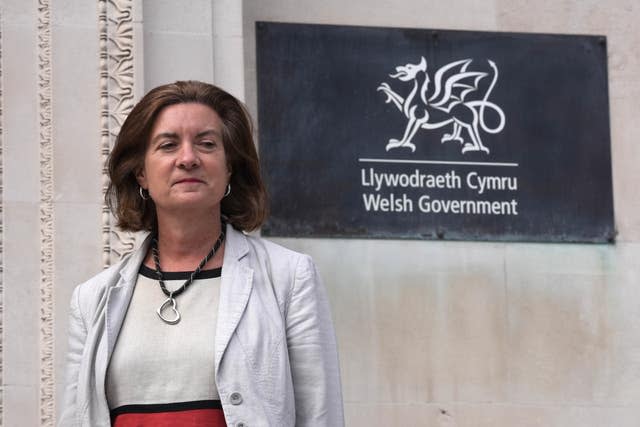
left=151, top=222, right=226, bottom=325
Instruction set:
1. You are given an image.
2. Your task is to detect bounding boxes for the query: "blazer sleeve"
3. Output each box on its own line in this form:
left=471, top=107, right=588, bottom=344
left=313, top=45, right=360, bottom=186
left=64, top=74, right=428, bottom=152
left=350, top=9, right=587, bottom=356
left=285, top=254, right=344, bottom=426
left=58, top=286, right=87, bottom=427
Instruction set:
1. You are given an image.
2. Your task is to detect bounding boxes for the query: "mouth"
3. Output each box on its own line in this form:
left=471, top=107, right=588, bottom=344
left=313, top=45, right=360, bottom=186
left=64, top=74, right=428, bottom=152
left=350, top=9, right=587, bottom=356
left=389, top=68, right=407, bottom=79
left=175, top=178, right=204, bottom=185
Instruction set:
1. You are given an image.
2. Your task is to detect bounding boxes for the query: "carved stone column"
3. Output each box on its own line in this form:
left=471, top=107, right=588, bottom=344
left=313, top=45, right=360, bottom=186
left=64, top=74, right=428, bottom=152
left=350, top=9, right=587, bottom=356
left=0, top=11, right=4, bottom=427
left=98, top=0, right=143, bottom=267
left=37, top=0, right=55, bottom=424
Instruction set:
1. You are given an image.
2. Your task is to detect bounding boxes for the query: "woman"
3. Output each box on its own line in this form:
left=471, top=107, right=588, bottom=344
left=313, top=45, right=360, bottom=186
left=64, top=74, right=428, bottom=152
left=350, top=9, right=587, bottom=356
left=59, top=81, right=344, bottom=427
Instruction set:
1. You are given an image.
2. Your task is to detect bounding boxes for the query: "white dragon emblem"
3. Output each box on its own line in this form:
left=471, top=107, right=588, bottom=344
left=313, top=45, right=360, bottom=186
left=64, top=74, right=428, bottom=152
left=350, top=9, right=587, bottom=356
left=377, top=57, right=506, bottom=154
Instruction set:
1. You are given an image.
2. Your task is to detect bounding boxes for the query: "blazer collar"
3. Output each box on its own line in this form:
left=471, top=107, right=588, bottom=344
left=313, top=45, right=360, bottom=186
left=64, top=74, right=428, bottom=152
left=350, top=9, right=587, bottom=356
left=106, top=233, right=151, bottom=355
left=215, top=224, right=254, bottom=369
left=97, top=233, right=152, bottom=404
left=103, top=226, right=254, bottom=374
left=223, top=223, right=250, bottom=262
left=118, top=232, right=152, bottom=285
left=107, top=225, right=244, bottom=351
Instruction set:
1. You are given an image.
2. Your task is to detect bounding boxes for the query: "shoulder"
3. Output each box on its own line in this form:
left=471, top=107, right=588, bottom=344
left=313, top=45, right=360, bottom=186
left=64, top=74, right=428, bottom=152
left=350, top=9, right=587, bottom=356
left=70, top=248, right=140, bottom=317
left=71, top=260, right=121, bottom=309
left=74, top=260, right=123, bottom=294
left=226, top=226, right=318, bottom=285
left=73, top=234, right=150, bottom=300
left=246, top=234, right=304, bottom=258
left=243, top=233, right=315, bottom=274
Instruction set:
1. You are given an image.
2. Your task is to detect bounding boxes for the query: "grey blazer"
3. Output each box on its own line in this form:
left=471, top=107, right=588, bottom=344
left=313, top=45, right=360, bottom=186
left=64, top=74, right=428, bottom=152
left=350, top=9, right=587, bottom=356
left=58, top=224, right=344, bottom=427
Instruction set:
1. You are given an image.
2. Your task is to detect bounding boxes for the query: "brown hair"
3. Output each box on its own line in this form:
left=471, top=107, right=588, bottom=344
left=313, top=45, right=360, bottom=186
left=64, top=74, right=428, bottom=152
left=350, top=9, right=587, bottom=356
left=106, top=80, right=268, bottom=232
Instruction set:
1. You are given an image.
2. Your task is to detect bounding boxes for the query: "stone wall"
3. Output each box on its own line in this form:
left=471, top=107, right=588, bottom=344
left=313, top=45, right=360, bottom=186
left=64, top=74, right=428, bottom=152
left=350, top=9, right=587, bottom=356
left=0, top=0, right=638, bottom=425
left=244, top=1, right=640, bottom=426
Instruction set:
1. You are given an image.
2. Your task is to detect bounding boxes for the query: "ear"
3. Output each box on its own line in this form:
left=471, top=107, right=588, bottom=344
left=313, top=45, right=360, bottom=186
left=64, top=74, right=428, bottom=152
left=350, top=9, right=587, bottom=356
left=136, top=168, right=148, bottom=189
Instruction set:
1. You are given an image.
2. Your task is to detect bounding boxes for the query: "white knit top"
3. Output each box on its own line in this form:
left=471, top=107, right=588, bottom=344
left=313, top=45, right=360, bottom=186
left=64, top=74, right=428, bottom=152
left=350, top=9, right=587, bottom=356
left=106, top=265, right=222, bottom=411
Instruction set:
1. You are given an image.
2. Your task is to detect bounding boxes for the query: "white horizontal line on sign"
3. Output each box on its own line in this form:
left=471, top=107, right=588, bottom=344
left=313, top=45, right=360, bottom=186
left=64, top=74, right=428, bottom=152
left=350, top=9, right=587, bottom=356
left=358, top=158, right=519, bottom=167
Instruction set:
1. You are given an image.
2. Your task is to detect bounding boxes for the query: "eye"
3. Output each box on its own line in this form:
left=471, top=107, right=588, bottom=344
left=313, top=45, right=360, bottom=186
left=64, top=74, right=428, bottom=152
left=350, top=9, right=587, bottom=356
left=198, top=140, right=219, bottom=150
left=158, top=141, right=178, bottom=151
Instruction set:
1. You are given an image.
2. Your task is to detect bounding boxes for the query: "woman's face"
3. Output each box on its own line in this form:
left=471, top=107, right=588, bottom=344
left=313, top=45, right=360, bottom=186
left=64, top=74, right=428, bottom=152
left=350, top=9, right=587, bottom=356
left=136, top=102, right=231, bottom=218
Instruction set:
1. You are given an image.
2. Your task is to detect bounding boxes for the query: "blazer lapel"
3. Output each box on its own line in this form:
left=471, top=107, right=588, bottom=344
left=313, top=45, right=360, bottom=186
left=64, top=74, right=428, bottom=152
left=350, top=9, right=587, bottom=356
left=92, top=283, right=132, bottom=416
left=215, top=225, right=254, bottom=370
left=106, top=236, right=150, bottom=355
left=105, top=286, right=133, bottom=357
left=96, top=236, right=150, bottom=398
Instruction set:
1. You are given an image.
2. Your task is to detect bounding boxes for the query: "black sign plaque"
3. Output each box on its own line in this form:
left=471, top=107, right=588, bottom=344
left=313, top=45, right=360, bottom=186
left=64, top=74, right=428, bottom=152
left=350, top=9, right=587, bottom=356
left=256, top=22, right=614, bottom=243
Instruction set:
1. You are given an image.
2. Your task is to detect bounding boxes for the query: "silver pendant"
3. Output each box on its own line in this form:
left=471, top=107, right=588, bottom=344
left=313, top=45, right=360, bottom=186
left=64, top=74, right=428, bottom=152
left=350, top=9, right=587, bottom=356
left=157, top=296, right=181, bottom=324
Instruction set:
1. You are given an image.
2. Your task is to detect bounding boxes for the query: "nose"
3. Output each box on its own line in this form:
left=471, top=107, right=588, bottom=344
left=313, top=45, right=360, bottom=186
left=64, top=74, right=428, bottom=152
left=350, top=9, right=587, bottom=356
left=177, top=142, right=199, bottom=169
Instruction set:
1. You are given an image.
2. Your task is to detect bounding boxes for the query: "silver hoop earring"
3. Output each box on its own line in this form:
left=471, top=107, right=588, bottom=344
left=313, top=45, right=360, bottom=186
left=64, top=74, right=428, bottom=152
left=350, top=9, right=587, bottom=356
left=139, top=186, right=149, bottom=200
left=223, top=183, right=231, bottom=197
